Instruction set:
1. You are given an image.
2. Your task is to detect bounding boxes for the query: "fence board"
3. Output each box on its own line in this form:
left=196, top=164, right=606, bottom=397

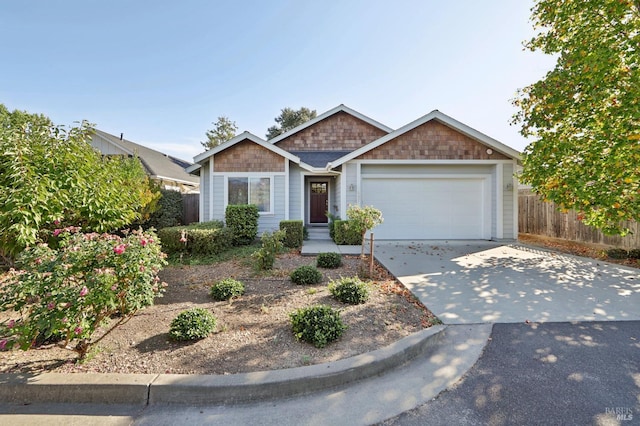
left=182, top=194, right=199, bottom=225
left=518, top=193, right=639, bottom=249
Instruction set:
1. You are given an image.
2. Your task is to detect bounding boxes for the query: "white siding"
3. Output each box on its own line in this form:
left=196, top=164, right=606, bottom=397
left=345, top=162, right=358, bottom=212
left=212, top=175, right=225, bottom=221
left=289, top=164, right=303, bottom=220
left=90, top=135, right=130, bottom=156
left=200, top=162, right=210, bottom=222
left=502, top=162, right=516, bottom=239
left=258, top=175, right=286, bottom=233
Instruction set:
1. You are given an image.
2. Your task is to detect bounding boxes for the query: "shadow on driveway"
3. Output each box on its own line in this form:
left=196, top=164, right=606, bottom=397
left=374, top=241, right=640, bottom=324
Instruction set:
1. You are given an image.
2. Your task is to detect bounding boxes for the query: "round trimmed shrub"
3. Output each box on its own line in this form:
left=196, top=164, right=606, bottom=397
left=289, top=305, right=346, bottom=348
left=169, top=308, right=216, bottom=341
left=628, top=249, right=640, bottom=259
left=290, top=265, right=323, bottom=285
left=607, top=248, right=629, bottom=259
left=329, top=277, right=370, bottom=304
left=317, top=252, right=342, bottom=269
left=210, top=278, right=245, bottom=301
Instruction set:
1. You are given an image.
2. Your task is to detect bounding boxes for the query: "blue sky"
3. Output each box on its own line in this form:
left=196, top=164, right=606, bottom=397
left=1, top=1, right=555, bottom=161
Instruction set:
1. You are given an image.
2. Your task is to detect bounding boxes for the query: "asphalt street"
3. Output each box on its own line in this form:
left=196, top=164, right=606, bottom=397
left=382, top=321, right=640, bottom=426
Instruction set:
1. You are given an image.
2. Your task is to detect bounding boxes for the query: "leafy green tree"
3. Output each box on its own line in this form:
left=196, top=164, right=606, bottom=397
left=266, top=107, right=317, bottom=140
left=0, top=105, right=157, bottom=262
left=202, top=116, right=237, bottom=149
left=512, top=1, right=640, bottom=235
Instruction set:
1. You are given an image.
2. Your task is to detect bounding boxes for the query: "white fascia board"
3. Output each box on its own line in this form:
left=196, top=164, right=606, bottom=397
left=185, top=164, right=201, bottom=174
left=329, top=110, right=522, bottom=169
left=193, top=131, right=301, bottom=165
left=268, top=104, right=393, bottom=145
left=151, top=175, right=200, bottom=186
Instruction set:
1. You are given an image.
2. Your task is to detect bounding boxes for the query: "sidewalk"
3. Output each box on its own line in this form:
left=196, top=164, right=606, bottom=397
left=0, top=324, right=492, bottom=425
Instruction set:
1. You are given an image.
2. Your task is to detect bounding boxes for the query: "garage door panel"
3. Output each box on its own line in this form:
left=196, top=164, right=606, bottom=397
left=361, top=177, right=489, bottom=240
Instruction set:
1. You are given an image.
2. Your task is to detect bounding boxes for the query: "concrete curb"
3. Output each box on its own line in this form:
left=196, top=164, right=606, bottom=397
left=0, top=325, right=446, bottom=406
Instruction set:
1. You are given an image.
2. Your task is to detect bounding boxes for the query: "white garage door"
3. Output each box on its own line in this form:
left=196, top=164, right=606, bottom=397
left=361, top=177, right=491, bottom=239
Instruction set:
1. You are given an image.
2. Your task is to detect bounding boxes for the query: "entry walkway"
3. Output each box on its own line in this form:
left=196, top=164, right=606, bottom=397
left=300, top=239, right=362, bottom=256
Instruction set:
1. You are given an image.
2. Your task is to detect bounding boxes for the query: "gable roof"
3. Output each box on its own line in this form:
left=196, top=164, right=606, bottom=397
left=328, top=110, right=521, bottom=169
left=92, top=129, right=199, bottom=185
left=268, top=104, right=393, bottom=145
left=192, top=131, right=301, bottom=165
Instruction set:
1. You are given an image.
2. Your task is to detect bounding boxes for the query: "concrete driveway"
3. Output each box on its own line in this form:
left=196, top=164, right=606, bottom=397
left=374, top=241, right=640, bottom=324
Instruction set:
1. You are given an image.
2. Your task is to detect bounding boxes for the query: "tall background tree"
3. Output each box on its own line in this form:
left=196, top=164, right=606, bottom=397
left=266, top=107, right=317, bottom=140
left=512, top=1, right=640, bottom=235
left=202, top=116, right=237, bottom=149
left=0, top=104, right=157, bottom=262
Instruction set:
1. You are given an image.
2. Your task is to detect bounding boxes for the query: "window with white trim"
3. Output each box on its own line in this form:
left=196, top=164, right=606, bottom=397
left=227, top=177, right=272, bottom=213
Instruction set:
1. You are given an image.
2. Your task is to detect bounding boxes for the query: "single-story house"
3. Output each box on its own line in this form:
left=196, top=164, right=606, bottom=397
left=90, top=129, right=200, bottom=194
left=187, top=105, right=521, bottom=240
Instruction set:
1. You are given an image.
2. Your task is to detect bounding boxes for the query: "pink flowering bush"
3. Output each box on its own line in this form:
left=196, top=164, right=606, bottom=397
left=0, top=227, right=167, bottom=359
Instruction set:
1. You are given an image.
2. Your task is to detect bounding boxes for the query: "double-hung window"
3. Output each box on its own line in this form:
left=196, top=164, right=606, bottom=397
left=227, top=176, right=272, bottom=213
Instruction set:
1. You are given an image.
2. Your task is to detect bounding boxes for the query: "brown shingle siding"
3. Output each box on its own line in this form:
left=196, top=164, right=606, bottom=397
left=276, top=111, right=388, bottom=151
left=214, top=140, right=285, bottom=172
left=356, top=121, right=510, bottom=160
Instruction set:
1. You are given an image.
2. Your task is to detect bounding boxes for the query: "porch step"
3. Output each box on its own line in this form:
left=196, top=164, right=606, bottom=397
left=306, top=227, right=331, bottom=240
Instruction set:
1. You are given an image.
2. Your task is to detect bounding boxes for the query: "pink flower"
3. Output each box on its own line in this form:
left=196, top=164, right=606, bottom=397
left=61, top=317, right=68, bottom=323
left=7, top=319, right=15, bottom=329
left=0, top=339, right=7, bottom=350
left=140, top=238, right=148, bottom=247
left=113, top=244, right=127, bottom=255
left=111, top=285, right=117, bottom=291
left=53, top=229, right=62, bottom=237
left=74, top=327, right=82, bottom=335
left=47, top=302, right=56, bottom=310
left=34, top=258, right=43, bottom=265
left=53, top=219, right=61, bottom=226
left=180, top=230, right=187, bottom=243
left=79, top=286, right=89, bottom=297
left=180, top=236, right=187, bottom=243
left=139, top=265, right=146, bottom=272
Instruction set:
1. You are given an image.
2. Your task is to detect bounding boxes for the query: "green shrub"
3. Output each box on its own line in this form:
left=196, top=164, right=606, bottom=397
left=210, top=278, right=245, bottom=301
left=607, top=248, right=629, bottom=259
left=169, top=308, right=216, bottom=341
left=327, top=213, right=340, bottom=241
left=628, top=249, right=640, bottom=259
left=145, top=188, right=184, bottom=230
left=279, top=220, right=304, bottom=248
left=253, top=230, right=285, bottom=270
left=290, top=265, right=323, bottom=285
left=317, top=252, right=342, bottom=268
left=158, top=224, right=233, bottom=256
left=0, top=228, right=167, bottom=359
left=225, top=205, right=259, bottom=245
left=333, top=220, right=361, bottom=245
left=329, top=277, right=370, bottom=305
left=188, top=220, right=225, bottom=230
left=289, top=305, right=346, bottom=348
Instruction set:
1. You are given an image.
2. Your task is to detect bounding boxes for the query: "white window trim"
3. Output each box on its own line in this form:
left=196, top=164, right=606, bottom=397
left=223, top=174, right=275, bottom=215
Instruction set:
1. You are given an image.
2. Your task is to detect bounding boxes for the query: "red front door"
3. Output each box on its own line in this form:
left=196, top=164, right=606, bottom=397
left=310, top=182, right=328, bottom=223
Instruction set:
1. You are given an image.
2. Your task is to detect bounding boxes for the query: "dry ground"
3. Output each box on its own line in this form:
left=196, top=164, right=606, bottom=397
left=0, top=252, right=437, bottom=375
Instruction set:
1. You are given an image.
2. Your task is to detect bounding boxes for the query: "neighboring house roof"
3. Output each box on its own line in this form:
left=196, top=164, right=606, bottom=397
left=328, top=110, right=521, bottom=169
left=267, top=104, right=393, bottom=145
left=92, top=129, right=199, bottom=186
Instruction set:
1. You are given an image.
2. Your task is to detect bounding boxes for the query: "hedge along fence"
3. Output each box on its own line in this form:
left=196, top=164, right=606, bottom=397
left=519, top=191, right=640, bottom=249
left=333, top=220, right=362, bottom=245
left=279, top=220, right=304, bottom=248
left=158, top=221, right=233, bottom=255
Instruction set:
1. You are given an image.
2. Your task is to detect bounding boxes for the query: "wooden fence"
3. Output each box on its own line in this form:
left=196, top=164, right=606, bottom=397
left=182, top=194, right=199, bottom=225
left=518, top=192, right=639, bottom=249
